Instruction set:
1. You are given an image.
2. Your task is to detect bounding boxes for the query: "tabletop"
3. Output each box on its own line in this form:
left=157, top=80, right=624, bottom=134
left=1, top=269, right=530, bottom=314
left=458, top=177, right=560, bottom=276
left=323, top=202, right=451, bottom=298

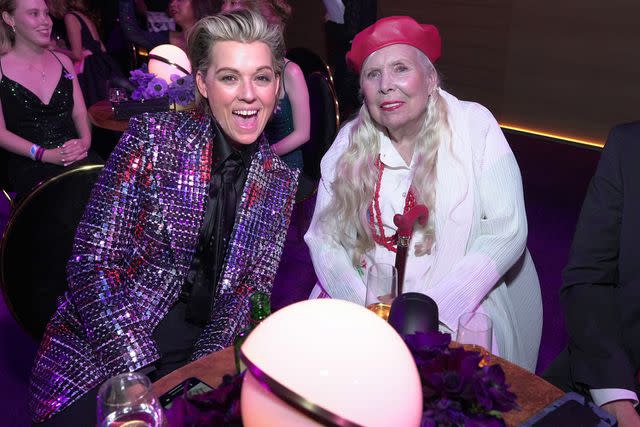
left=152, top=346, right=564, bottom=426
left=88, top=100, right=129, bottom=133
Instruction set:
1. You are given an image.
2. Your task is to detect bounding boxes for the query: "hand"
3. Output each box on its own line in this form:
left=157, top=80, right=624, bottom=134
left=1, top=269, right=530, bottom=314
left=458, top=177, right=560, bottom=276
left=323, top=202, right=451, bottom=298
left=601, top=400, right=640, bottom=427
left=59, top=138, right=89, bottom=166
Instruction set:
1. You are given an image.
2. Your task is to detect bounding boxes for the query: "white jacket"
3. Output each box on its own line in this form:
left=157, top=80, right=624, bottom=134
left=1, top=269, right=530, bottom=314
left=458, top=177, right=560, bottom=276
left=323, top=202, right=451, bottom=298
left=304, top=89, right=543, bottom=371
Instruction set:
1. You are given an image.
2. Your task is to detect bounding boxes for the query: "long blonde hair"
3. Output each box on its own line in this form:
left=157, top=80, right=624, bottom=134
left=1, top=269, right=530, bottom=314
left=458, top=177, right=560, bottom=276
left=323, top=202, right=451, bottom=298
left=321, top=55, right=451, bottom=265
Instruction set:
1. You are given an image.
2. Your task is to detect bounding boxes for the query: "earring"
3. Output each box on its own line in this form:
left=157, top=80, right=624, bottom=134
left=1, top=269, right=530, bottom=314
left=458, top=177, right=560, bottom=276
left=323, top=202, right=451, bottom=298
left=10, top=25, right=15, bottom=33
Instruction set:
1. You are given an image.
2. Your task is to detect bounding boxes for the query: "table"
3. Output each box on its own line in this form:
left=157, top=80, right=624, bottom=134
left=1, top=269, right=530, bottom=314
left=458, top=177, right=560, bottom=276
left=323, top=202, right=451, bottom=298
left=152, top=346, right=564, bottom=426
left=88, top=100, right=129, bottom=133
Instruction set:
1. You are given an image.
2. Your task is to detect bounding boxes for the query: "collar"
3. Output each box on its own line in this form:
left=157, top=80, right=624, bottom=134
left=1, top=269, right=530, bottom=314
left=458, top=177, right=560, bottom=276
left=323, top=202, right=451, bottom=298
left=211, top=121, right=257, bottom=172
left=379, top=131, right=413, bottom=169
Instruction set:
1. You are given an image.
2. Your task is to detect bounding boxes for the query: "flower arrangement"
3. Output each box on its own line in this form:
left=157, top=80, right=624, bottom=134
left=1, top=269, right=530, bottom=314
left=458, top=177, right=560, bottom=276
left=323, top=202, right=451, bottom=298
left=164, top=331, right=517, bottom=427
left=405, top=331, right=518, bottom=427
left=129, top=64, right=195, bottom=107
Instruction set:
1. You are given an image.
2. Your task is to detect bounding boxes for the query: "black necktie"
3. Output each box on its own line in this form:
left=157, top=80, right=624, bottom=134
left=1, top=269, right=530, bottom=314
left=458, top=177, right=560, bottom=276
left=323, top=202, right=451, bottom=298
left=185, top=154, right=244, bottom=325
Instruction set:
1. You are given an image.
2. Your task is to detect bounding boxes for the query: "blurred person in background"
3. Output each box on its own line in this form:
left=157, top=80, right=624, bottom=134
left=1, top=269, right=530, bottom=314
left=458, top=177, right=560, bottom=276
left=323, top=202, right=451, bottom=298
left=119, top=0, right=220, bottom=51
left=48, top=0, right=123, bottom=106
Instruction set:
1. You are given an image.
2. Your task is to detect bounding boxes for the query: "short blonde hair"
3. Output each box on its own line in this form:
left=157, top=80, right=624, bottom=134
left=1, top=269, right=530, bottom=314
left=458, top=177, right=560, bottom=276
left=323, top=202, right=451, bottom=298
left=187, top=9, right=285, bottom=114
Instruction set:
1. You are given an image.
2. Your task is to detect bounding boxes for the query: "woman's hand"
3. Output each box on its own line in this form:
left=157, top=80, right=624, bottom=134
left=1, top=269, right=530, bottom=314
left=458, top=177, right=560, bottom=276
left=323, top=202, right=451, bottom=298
left=43, top=139, right=89, bottom=166
left=61, top=138, right=89, bottom=164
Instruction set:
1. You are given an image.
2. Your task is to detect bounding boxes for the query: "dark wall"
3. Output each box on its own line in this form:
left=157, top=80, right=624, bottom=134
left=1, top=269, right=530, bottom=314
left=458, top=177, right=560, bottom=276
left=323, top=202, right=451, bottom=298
left=379, top=0, right=640, bottom=144
left=284, top=0, right=328, bottom=60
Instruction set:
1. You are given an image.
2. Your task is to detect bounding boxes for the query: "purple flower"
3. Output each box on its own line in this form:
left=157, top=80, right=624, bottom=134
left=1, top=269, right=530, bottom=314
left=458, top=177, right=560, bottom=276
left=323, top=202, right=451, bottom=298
left=144, top=77, right=168, bottom=98
left=165, top=374, right=243, bottom=427
left=131, top=88, right=145, bottom=101
left=404, top=331, right=518, bottom=426
left=168, top=74, right=195, bottom=106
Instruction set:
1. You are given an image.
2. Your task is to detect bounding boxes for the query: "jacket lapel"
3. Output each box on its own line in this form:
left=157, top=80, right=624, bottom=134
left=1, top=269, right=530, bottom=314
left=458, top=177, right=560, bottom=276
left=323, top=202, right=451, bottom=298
left=216, top=141, right=299, bottom=295
left=158, top=113, right=213, bottom=270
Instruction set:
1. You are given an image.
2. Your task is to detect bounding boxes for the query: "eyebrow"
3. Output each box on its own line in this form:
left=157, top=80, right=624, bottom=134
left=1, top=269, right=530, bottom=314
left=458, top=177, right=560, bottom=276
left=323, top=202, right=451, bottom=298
left=215, top=66, right=275, bottom=74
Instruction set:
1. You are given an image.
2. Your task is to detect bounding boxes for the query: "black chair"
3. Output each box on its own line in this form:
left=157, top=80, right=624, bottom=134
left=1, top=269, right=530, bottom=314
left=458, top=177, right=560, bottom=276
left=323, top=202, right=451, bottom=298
left=0, top=164, right=103, bottom=339
left=296, top=71, right=340, bottom=203
left=286, top=47, right=334, bottom=85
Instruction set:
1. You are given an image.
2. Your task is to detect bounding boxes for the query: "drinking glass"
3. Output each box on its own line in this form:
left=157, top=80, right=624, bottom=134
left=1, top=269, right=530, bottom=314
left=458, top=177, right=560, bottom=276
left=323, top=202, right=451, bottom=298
left=109, top=87, right=127, bottom=104
left=365, top=263, right=398, bottom=321
left=96, top=372, right=163, bottom=427
left=456, top=312, right=493, bottom=367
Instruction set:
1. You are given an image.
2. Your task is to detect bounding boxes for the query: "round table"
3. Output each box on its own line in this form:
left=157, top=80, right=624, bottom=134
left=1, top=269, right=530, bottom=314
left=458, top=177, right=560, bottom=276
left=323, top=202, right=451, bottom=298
left=88, top=100, right=129, bottom=133
left=152, top=346, right=564, bottom=426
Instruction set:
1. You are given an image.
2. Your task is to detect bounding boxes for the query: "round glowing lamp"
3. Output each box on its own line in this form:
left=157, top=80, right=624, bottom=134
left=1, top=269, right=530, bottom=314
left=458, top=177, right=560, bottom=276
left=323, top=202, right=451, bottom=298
left=240, top=299, right=423, bottom=427
left=147, top=44, right=191, bottom=83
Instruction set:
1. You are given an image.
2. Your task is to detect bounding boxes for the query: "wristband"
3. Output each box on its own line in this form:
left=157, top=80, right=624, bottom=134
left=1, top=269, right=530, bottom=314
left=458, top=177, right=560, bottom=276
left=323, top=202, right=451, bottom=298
left=29, top=144, right=39, bottom=160
left=35, top=146, right=45, bottom=162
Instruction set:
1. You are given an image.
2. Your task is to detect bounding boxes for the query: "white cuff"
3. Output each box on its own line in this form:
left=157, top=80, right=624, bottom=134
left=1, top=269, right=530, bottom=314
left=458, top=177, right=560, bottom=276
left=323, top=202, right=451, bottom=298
left=590, top=388, right=639, bottom=407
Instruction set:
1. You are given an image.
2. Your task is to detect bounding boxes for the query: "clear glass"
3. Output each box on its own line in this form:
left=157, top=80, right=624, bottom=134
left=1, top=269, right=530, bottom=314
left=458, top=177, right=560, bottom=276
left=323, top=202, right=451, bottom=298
left=96, top=372, right=164, bottom=427
left=365, top=263, right=398, bottom=321
left=109, top=87, right=128, bottom=104
left=456, top=312, right=493, bottom=367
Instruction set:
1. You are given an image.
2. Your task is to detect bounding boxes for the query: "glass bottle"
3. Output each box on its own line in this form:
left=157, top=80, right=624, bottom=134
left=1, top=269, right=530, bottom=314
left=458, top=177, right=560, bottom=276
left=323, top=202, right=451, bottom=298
left=234, top=292, right=271, bottom=374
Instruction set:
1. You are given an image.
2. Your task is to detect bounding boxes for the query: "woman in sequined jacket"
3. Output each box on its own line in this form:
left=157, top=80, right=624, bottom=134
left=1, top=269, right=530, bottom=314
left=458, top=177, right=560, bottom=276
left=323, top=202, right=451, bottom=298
left=29, top=10, right=298, bottom=423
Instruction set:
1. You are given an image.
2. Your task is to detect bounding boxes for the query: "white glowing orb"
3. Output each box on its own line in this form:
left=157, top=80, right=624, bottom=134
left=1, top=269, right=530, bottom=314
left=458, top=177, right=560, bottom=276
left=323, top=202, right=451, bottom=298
left=148, top=44, right=191, bottom=83
left=240, top=299, right=423, bottom=427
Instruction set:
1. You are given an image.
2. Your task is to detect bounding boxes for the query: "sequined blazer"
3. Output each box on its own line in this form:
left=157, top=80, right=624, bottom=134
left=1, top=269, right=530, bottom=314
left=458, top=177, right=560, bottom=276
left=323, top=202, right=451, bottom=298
left=29, top=111, right=299, bottom=422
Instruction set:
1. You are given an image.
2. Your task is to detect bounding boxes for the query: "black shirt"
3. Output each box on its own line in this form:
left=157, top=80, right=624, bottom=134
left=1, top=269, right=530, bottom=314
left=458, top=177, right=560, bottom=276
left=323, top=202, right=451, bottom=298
left=181, top=124, right=257, bottom=325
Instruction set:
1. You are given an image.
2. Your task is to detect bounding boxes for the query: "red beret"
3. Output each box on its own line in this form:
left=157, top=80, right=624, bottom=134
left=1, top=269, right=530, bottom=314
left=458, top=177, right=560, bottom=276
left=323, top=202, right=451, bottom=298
left=346, top=16, right=442, bottom=74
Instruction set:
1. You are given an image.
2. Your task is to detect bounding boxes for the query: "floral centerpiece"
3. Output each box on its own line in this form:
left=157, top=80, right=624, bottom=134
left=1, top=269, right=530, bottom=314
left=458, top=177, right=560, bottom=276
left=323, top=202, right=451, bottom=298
left=112, top=64, right=196, bottom=120
left=129, top=64, right=196, bottom=107
left=164, top=331, right=518, bottom=427
left=404, top=331, right=518, bottom=427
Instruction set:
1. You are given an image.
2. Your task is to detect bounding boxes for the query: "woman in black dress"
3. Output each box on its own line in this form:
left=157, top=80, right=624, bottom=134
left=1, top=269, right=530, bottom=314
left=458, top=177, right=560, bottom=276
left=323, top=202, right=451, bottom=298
left=0, top=0, right=98, bottom=198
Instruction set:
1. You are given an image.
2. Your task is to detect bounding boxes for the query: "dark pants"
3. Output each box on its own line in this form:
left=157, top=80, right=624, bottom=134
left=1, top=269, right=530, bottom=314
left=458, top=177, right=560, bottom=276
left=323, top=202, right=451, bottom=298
left=37, top=302, right=204, bottom=426
left=543, top=348, right=580, bottom=393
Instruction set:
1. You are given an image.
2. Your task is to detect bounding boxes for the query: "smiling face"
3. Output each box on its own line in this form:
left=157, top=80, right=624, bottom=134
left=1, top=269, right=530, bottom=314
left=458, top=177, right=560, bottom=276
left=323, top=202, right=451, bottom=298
left=2, top=0, right=52, bottom=48
left=360, top=44, right=436, bottom=141
left=168, top=0, right=195, bottom=28
left=196, top=40, right=280, bottom=147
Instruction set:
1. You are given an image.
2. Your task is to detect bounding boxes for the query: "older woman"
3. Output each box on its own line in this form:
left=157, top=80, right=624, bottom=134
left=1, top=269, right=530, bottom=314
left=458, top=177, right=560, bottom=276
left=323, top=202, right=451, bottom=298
left=29, top=10, right=298, bottom=424
left=305, top=16, right=542, bottom=371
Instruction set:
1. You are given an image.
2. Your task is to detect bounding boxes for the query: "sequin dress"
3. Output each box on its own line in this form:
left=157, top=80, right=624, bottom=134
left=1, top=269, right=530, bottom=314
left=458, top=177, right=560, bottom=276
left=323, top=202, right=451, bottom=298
left=0, top=53, right=97, bottom=196
left=263, top=61, right=304, bottom=170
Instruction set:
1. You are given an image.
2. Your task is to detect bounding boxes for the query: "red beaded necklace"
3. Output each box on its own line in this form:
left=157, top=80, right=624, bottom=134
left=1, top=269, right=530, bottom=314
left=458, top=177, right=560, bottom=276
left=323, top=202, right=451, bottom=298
left=368, top=156, right=416, bottom=253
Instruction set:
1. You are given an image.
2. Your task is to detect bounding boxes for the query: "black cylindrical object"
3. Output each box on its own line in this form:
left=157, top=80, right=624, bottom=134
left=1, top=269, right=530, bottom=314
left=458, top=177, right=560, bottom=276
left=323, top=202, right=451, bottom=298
left=388, top=292, right=439, bottom=335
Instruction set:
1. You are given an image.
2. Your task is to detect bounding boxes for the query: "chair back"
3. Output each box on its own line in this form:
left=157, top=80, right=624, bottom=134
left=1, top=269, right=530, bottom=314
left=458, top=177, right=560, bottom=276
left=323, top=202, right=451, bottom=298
left=0, top=149, right=13, bottom=206
left=296, top=72, right=340, bottom=202
left=0, top=164, right=103, bottom=339
left=286, top=47, right=334, bottom=84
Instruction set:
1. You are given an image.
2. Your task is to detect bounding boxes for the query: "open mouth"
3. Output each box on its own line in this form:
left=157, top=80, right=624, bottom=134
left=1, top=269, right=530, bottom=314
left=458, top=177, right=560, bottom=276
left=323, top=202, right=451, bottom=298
left=232, top=109, right=260, bottom=129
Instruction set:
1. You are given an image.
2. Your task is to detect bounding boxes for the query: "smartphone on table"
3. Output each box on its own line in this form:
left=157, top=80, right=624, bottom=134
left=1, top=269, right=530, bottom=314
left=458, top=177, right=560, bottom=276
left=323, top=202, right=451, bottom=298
left=159, top=377, right=214, bottom=410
